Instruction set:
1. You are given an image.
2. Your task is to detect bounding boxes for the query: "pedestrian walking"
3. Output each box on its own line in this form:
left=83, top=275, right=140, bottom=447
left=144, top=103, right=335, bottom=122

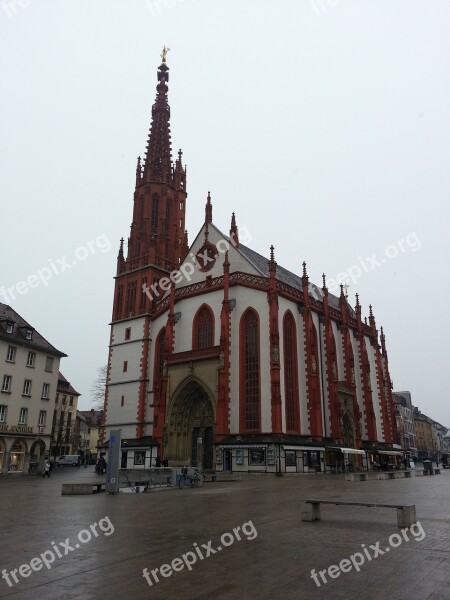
left=43, top=461, right=51, bottom=478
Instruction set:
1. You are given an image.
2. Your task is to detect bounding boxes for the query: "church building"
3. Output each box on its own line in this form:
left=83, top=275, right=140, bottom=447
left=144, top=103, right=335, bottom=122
left=101, top=52, right=400, bottom=474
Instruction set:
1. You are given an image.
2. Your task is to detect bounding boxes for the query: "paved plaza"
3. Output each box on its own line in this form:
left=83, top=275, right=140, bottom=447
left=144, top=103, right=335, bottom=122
left=0, top=468, right=449, bottom=600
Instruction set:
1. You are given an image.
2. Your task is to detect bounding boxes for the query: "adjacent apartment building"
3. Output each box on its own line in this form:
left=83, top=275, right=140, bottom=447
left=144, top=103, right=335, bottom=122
left=50, top=373, right=81, bottom=459
left=0, top=303, right=66, bottom=474
left=393, top=391, right=417, bottom=457
left=78, top=409, right=102, bottom=459
left=413, top=408, right=439, bottom=461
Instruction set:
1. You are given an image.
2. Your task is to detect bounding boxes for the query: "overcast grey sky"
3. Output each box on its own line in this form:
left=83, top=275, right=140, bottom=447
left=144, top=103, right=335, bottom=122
left=1, top=1, right=449, bottom=425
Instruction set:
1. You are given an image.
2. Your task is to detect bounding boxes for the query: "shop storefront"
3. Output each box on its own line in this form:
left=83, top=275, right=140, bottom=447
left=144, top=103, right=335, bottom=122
left=282, top=446, right=325, bottom=473
left=8, top=440, right=26, bottom=472
left=377, top=450, right=403, bottom=469
left=0, top=439, right=4, bottom=472
left=122, top=447, right=156, bottom=469
left=366, top=449, right=403, bottom=470
left=98, top=437, right=159, bottom=470
left=216, top=445, right=276, bottom=472
left=325, top=447, right=367, bottom=472
left=215, top=444, right=326, bottom=473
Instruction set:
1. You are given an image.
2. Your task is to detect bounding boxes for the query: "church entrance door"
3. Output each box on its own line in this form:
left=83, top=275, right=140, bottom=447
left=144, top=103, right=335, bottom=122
left=167, top=379, right=214, bottom=470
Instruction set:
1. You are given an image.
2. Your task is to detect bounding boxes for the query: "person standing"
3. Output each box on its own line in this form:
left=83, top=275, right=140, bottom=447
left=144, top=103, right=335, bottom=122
left=43, top=461, right=51, bottom=478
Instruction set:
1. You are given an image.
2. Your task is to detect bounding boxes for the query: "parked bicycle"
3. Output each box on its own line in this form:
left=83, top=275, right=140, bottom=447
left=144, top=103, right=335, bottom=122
left=178, top=467, right=204, bottom=489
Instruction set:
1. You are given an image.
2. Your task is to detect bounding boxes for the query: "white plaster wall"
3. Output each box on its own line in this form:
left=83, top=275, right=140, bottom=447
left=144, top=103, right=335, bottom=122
left=106, top=317, right=148, bottom=440
left=104, top=380, right=141, bottom=438
left=172, top=290, right=223, bottom=353
left=0, top=341, right=60, bottom=440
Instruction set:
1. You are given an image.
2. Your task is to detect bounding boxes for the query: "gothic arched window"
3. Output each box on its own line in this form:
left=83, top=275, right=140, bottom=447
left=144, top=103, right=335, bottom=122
left=151, top=195, right=159, bottom=233
left=283, top=311, right=300, bottom=433
left=240, top=309, right=260, bottom=431
left=193, top=305, right=214, bottom=349
left=153, top=328, right=166, bottom=389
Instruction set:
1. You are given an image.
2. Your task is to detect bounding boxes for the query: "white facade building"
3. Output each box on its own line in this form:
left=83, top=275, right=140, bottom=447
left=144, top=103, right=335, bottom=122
left=0, top=303, right=65, bottom=474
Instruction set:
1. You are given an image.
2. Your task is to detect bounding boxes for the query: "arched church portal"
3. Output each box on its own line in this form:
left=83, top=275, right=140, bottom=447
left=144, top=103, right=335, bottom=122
left=166, top=379, right=215, bottom=470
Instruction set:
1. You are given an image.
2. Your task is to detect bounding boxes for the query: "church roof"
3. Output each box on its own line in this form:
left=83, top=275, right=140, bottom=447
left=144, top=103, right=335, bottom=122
left=0, top=302, right=67, bottom=357
left=236, top=241, right=352, bottom=314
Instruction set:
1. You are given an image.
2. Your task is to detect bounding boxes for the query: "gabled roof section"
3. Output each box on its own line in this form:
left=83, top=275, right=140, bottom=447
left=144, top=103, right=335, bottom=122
left=57, top=372, right=81, bottom=396
left=169, top=219, right=354, bottom=315
left=0, top=302, right=66, bottom=357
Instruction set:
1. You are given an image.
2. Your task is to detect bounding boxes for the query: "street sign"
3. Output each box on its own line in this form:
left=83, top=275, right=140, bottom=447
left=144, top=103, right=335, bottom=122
left=106, top=429, right=121, bottom=494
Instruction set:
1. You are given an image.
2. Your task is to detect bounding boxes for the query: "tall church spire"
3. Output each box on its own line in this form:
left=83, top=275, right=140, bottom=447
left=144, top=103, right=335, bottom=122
left=111, top=51, right=187, bottom=322
left=143, top=50, right=172, bottom=183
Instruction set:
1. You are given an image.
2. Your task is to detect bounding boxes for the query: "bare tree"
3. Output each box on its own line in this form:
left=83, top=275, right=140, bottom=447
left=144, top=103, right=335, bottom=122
left=51, top=402, right=75, bottom=460
left=90, top=364, right=107, bottom=410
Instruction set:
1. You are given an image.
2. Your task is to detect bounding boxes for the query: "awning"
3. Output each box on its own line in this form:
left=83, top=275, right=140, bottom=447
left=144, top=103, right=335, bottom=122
left=378, top=450, right=403, bottom=456
left=326, top=447, right=365, bottom=455
left=341, top=448, right=366, bottom=455
left=283, top=446, right=325, bottom=452
left=218, top=445, right=267, bottom=449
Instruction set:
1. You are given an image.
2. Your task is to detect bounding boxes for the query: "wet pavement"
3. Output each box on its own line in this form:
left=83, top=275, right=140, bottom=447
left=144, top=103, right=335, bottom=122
left=0, top=467, right=449, bottom=599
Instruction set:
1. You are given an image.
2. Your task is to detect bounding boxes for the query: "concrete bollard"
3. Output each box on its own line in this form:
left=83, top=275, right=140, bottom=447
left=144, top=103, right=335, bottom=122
left=397, top=505, right=416, bottom=528
left=301, top=502, right=321, bottom=522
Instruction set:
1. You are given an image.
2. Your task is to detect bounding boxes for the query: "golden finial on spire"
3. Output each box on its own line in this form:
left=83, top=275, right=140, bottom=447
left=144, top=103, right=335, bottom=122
left=161, top=46, right=170, bottom=64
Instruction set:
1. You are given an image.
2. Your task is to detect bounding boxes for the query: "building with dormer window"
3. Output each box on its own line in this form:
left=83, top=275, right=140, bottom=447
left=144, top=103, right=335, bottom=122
left=50, top=373, right=81, bottom=460
left=0, top=303, right=66, bottom=474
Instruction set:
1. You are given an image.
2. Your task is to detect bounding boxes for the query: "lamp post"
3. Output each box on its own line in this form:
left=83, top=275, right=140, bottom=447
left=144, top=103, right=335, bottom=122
left=197, top=437, right=203, bottom=472
left=276, top=443, right=283, bottom=477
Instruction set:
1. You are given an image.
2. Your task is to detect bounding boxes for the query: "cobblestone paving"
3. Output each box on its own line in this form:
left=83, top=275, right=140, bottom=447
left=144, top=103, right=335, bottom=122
left=0, top=468, right=449, bottom=599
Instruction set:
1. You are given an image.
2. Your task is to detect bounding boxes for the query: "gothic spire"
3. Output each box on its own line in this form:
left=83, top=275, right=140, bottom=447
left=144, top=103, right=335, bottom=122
left=143, top=51, right=173, bottom=183
left=205, top=191, right=212, bottom=224
left=230, top=213, right=239, bottom=248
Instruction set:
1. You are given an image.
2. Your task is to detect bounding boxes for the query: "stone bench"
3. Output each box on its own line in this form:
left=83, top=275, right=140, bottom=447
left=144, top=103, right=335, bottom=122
left=301, top=500, right=417, bottom=528
left=394, top=471, right=412, bottom=479
left=206, top=474, right=242, bottom=482
left=62, top=483, right=106, bottom=495
left=377, top=471, right=395, bottom=480
left=346, top=473, right=368, bottom=482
